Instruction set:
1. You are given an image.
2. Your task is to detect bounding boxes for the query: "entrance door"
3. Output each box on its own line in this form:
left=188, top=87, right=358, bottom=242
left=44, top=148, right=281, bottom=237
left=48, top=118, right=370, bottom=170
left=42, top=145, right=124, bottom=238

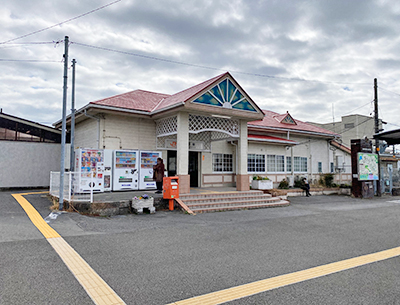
left=189, top=151, right=199, bottom=187
left=167, top=150, right=177, bottom=177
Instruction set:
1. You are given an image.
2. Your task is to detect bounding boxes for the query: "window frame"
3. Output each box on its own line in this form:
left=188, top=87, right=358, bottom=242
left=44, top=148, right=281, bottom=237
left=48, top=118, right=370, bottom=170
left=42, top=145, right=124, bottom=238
left=212, top=153, right=233, bottom=173
left=248, top=153, right=266, bottom=173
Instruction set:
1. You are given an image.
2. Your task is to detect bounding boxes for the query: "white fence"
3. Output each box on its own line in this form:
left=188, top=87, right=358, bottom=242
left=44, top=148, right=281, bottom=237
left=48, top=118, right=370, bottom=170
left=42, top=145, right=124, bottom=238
left=50, top=171, right=93, bottom=203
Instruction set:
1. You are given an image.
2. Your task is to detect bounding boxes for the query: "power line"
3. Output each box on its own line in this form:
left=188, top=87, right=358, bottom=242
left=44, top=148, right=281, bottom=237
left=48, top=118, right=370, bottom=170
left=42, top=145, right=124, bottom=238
left=71, top=41, right=372, bottom=86
left=0, top=0, right=122, bottom=44
left=0, top=59, right=61, bottom=63
left=380, top=87, right=400, bottom=97
left=342, top=101, right=373, bottom=116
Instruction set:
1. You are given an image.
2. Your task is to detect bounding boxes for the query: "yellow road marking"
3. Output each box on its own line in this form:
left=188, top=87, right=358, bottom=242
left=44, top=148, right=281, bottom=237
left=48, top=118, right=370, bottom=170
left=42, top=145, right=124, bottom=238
left=168, top=246, right=400, bottom=305
left=12, top=191, right=126, bottom=305
left=12, top=193, right=60, bottom=239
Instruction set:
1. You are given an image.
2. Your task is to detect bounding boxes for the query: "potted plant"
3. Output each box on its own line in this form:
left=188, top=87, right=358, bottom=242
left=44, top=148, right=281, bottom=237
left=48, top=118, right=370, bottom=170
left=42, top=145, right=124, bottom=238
left=251, top=175, right=273, bottom=190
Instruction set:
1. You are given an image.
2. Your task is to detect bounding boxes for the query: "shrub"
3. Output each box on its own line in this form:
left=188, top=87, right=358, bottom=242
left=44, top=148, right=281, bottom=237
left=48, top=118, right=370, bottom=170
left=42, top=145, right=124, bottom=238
left=323, top=174, right=334, bottom=187
left=278, top=179, right=289, bottom=189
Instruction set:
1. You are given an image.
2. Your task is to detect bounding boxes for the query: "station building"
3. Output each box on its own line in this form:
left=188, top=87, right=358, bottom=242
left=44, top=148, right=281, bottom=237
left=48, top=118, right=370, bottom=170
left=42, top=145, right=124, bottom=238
left=57, top=72, right=351, bottom=193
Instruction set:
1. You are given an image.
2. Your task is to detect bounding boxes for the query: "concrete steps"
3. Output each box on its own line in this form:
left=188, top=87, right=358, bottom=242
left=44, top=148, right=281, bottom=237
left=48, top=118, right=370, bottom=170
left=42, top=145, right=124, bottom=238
left=179, top=190, right=289, bottom=213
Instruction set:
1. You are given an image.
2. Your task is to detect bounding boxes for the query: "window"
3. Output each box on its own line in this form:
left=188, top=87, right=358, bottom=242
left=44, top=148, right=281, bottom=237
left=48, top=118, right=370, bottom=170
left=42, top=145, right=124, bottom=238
left=344, top=123, right=354, bottom=129
left=248, top=154, right=265, bottom=172
left=330, top=162, right=334, bottom=173
left=286, top=156, right=292, bottom=172
left=213, top=153, right=233, bottom=172
left=294, top=157, right=307, bottom=172
left=318, top=162, right=322, bottom=173
left=267, top=155, right=285, bottom=172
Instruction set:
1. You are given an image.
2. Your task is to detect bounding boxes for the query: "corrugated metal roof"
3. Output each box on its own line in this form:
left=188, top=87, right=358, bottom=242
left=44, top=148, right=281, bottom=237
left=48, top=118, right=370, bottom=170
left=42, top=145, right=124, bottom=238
left=249, top=110, right=339, bottom=137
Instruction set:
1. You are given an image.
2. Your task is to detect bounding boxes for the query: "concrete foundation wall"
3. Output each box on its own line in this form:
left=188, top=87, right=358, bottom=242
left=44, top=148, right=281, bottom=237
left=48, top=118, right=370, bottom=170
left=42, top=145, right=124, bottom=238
left=0, top=141, right=61, bottom=188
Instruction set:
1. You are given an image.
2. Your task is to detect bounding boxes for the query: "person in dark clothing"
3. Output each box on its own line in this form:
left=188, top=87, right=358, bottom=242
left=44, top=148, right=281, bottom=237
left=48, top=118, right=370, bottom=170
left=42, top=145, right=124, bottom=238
left=301, top=177, right=311, bottom=197
left=153, top=157, right=165, bottom=194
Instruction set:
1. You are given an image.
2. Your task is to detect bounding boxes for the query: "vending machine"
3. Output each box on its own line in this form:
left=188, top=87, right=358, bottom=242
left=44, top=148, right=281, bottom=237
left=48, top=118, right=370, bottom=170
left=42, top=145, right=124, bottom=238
left=139, top=151, right=162, bottom=190
left=103, top=149, right=113, bottom=192
left=112, top=150, right=139, bottom=191
left=74, top=148, right=105, bottom=192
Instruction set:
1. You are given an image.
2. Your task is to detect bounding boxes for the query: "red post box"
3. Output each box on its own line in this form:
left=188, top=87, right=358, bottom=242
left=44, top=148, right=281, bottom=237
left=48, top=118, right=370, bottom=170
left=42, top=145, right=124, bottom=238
left=163, top=176, right=179, bottom=210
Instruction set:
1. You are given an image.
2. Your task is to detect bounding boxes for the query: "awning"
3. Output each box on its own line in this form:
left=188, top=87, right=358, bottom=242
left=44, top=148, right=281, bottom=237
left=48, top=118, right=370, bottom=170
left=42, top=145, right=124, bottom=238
left=248, top=134, right=298, bottom=146
left=374, top=129, right=400, bottom=145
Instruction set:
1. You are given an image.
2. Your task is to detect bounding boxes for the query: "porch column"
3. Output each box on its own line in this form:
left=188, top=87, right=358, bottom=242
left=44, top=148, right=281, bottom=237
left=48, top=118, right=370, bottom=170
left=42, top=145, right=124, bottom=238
left=177, top=112, right=190, bottom=194
left=236, top=119, right=249, bottom=191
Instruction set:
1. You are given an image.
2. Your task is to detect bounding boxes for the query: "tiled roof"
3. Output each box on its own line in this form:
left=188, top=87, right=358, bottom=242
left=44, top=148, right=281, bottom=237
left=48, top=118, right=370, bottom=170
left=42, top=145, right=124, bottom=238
left=248, top=110, right=339, bottom=137
left=89, top=73, right=229, bottom=114
left=90, top=90, right=170, bottom=112
left=248, top=134, right=298, bottom=145
left=331, top=140, right=351, bottom=154
left=151, top=73, right=228, bottom=112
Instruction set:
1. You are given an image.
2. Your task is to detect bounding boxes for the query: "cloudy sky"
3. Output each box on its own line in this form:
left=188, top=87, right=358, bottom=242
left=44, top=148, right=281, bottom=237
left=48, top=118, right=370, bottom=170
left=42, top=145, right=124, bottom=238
left=1, top=0, right=400, bottom=132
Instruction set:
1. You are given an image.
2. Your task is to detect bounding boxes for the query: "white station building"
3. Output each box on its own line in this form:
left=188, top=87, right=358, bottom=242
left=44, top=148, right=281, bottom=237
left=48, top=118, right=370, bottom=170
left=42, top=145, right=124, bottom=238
left=56, top=72, right=352, bottom=193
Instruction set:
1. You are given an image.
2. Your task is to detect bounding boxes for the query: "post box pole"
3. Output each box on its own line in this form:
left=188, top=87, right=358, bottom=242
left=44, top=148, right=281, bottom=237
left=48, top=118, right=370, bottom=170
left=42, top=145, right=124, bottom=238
left=169, top=199, right=174, bottom=211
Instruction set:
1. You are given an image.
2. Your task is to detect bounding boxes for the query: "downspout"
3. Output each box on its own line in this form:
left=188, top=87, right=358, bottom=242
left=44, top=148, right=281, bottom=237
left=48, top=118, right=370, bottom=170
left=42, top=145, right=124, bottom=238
left=230, top=141, right=239, bottom=179
left=84, top=109, right=100, bottom=149
left=287, top=131, right=294, bottom=187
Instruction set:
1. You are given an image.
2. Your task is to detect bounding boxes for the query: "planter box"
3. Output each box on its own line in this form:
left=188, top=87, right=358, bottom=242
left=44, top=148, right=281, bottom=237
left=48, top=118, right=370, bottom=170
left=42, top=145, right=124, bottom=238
left=132, top=198, right=155, bottom=214
left=251, top=180, right=273, bottom=190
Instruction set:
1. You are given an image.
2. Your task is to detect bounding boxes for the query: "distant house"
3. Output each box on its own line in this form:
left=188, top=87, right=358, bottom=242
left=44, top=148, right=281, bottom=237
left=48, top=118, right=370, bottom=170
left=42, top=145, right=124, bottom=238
left=0, top=110, right=63, bottom=189
left=55, top=72, right=351, bottom=192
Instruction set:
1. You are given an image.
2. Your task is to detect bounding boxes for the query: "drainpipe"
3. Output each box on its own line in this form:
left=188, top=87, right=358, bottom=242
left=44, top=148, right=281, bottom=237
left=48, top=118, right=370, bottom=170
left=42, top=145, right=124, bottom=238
left=229, top=141, right=238, bottom=177
left=84, top=109, right=100, bottom=149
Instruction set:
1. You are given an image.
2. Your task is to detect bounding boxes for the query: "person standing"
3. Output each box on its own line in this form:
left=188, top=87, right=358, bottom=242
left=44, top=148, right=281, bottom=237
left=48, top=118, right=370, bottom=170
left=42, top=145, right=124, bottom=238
left=301, top=177, right=311, bottom=197
left=153, top=157, right=165, bottom=194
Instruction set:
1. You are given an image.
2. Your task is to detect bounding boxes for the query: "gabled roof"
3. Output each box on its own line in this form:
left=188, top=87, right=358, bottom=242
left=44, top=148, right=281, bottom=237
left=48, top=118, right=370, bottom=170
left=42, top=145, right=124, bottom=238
left=90, top=90, right=170, bottom=113
left=248, top=110, right=339, bottom=137
left=152, top=73, right=226, bottom=112
left=274, top=112, right=297, bottom=125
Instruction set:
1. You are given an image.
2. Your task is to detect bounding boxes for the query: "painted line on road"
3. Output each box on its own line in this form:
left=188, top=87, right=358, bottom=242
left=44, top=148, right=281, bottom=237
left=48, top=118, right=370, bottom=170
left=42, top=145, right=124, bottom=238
left=12, top=192, right=126, bottom=305
left=168, top=246, right=400, bottom=305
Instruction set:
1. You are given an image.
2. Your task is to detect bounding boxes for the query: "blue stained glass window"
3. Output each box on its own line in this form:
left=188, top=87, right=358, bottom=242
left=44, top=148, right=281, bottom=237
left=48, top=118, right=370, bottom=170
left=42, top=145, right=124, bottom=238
left=194, top=92, right=221, bottom=106
left=192, top=78, right=258, bottom=112
left=209, top=85, right=224, bottom=103
left=231, top=88, right=244, bottom=104
left=232, top=99, right=257, bottom=112
left=228, top=80, right=236, bottom=102
left=219, top=80, right=227, bottom=102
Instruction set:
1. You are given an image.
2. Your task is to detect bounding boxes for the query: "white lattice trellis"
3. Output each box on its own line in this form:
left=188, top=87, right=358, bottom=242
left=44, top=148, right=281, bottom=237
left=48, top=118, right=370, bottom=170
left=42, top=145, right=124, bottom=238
left=189, top=132, right=212, bottom=151
left=156, top=116, right=177, bottom=136
left=189, top=114, right=239, bottom=137
left=157, top=134, right=177, bottom=149
left=211, top=131, right=233, bottom=141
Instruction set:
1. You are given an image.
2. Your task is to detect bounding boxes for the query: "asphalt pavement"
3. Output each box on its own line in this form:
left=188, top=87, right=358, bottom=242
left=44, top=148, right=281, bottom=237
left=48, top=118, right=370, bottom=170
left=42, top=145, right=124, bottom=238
left=1, top=190, right=400, bottom=304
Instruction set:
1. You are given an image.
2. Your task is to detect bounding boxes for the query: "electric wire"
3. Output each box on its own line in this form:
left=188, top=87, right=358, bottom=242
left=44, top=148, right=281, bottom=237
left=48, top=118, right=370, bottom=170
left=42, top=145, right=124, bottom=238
left=380, top=87, right=400, bottom=97
left=70, top=41, right=372, bottom=86
left=0, top=59, right=61, bottom=63
left=0, top=0, right=122, bottom=45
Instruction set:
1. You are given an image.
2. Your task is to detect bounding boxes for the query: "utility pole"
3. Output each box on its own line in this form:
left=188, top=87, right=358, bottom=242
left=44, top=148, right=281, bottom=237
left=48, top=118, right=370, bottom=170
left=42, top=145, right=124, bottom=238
left=374, top=78, right=382, bottom=197
left=70, top=59, right=76, bottom=172
left=59, top=36, right=69, bottom=210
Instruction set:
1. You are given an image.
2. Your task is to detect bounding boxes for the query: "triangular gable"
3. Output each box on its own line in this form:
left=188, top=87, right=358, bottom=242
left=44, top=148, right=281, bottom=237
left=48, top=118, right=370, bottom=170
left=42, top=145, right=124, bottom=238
left=275, top=112, right=297, bottom=125
left=191, top=76, right=259, bottom=113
